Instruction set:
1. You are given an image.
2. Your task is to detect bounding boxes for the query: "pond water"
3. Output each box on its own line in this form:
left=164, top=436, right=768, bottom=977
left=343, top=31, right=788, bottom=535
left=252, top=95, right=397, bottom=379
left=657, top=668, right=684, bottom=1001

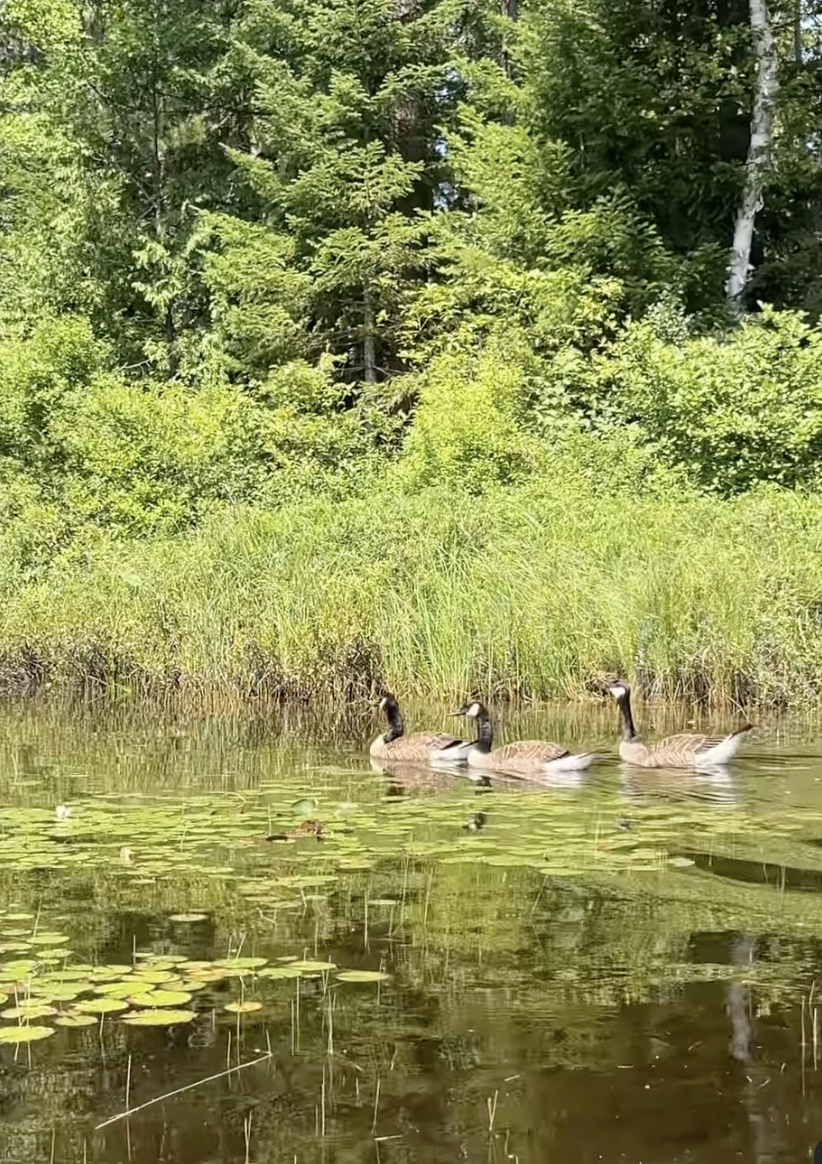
left=1, top=697, right=822, bottom=1163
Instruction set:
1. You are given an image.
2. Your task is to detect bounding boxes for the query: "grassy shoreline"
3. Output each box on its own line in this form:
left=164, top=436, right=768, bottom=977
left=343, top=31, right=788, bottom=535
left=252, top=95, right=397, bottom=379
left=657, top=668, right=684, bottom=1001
left=1, top=480, right=821, bottom=709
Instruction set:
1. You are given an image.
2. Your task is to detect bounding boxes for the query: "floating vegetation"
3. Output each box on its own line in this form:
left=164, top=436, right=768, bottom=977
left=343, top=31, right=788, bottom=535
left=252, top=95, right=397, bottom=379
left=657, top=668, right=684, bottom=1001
left=336, top=970, right=389, bottom=983
left=0, top=732, right=821, bottom=1064
left=121, top=1009, right=196, bottom=1026
left=75, top=998, right=130, bottom=1014
left=128, top=990, right=192, bottom=1008
left=2, top=1004, right=57, bottom=1019
left=54, top=1013, right=97, bottom=1028
left=0, top=1024, right=54, bottom=1043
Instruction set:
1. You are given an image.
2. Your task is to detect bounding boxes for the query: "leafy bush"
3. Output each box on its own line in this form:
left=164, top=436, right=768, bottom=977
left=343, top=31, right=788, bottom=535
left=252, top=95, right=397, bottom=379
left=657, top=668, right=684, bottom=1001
left=0, top=317, right=108, bottom=459
left=569, top=307, right=822, bottom=494
left=397, top=332, right=550, bottom=492
left=49, top=378, right=269, bottom=532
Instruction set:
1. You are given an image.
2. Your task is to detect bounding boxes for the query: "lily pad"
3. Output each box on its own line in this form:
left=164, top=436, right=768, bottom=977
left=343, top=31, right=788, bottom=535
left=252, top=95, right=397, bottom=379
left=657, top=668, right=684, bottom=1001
left=289, top=960, right=336, bottom=974
left=128, top=990, right=192, bottom=1007
left=2, top=1004, right=57, bottom=1019
left=257, top=966, right=302, bottom=980
left=0, top=1024, right=54, bottom=1043
left=75, top=998, right=130, bottom=1014
left=336, top=970, right=390, bottom=983
left=0, top=961, right=36, bottom=981
left=224, top=1001, right=263, bottom=1014
left=121, top=1009, right=196, bottom=1026
left=215, top=958, right=268, bottom=971
left=55, top=1013, right=97, bottom=1028
left=28, top=986, right=81, bottom=1002
left=131, top=970, right=175, bottom=984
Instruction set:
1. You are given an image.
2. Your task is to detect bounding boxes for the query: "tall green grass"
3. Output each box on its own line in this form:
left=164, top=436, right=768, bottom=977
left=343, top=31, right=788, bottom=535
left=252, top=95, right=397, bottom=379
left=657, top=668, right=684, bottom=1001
left=0, top=475, right=821, bottom=707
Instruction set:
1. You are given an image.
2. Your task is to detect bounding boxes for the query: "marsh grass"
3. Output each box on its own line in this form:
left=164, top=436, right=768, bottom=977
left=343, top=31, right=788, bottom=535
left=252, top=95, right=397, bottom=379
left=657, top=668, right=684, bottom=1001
left=0, top=479, right=821, bottom=707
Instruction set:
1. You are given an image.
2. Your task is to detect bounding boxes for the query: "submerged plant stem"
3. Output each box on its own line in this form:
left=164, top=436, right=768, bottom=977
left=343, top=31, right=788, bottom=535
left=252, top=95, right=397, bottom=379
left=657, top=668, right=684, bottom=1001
left=95, top=1053, right=273, bottom=1130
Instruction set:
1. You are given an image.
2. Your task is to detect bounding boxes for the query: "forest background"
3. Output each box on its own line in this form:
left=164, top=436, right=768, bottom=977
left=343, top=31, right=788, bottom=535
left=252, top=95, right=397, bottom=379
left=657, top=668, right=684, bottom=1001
left=1, top=0, right=822, bottom=707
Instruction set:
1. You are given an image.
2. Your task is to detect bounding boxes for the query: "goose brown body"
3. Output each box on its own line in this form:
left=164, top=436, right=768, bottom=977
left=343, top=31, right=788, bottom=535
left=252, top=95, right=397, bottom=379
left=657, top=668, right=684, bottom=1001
left=609, top=683, right=753, bottom=769
left=370, top=695, right=472, bottom=764
left=452, top=702, right=597, bottom=775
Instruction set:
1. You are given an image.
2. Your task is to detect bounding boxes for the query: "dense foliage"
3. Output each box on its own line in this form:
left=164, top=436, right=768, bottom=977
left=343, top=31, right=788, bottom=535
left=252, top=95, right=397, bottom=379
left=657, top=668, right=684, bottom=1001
left=2, top=0, right=822, bottom=700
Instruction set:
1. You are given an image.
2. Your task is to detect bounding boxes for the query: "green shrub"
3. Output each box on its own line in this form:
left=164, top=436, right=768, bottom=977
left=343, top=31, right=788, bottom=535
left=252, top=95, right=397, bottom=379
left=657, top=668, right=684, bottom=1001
left=0, top=317, right=107, bottom=459
left=398, top=332, right=550, bottom=491
left=49, top=378, right=269, bottom=533
left=593, top=307, right=822, bottom=494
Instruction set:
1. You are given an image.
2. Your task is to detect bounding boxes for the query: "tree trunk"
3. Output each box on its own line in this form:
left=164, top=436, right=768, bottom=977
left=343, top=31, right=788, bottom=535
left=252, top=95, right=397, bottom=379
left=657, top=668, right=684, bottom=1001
left=725, top=0, right=779, bottom=312
left=362, top=289, right=377, bottom=384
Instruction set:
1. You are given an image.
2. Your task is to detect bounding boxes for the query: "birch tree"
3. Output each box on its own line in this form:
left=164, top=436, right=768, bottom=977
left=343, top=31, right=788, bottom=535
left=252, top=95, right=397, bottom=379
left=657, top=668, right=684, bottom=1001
left=725, top=0, right=779, bottom=311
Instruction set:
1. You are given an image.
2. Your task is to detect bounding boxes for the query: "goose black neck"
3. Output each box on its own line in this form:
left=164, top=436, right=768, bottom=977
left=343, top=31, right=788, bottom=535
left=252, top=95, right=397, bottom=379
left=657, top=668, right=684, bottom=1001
left=472, top=710, right=494, bottom=755
left=618, top=692, right=638, bottom=742
left=382, top=700, right=404, bottom=744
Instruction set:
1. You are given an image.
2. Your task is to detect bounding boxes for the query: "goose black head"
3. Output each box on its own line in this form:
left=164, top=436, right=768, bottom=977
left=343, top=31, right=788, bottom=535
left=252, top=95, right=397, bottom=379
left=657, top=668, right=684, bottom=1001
left=449, top=700, right=488, bottom=719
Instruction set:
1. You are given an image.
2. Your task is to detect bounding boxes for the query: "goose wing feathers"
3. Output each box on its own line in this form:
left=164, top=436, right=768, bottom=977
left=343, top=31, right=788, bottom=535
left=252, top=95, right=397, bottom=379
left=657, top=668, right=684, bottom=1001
left=384, top=731, right=465, bottom=761
left=646, top=729, right=750, bottom=767
left=490, top=740, right=569, bottom=771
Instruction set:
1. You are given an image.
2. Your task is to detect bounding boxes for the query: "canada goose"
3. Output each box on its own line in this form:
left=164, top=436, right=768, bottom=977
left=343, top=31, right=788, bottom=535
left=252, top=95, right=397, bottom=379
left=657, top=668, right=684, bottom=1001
left=450, top=701, right=597, bottom=775
left=370, top=694, right=473, bottom=765
left=609, top=682, right=753, bottom=770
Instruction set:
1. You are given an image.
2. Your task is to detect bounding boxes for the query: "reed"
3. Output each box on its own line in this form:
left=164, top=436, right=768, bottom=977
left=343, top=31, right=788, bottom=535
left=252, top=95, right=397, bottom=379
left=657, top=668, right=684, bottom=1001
left=0, top=478, right=820, bottom=707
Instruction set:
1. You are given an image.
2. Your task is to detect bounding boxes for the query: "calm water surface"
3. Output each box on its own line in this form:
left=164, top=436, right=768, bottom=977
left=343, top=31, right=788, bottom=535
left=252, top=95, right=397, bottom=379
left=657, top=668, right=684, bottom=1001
left=0, top=699, right=821, bottom=1162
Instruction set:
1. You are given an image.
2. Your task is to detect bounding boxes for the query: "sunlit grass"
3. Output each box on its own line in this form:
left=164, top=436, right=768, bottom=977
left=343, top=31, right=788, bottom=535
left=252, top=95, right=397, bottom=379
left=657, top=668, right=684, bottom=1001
left=0, top=478, right=820, bottom=706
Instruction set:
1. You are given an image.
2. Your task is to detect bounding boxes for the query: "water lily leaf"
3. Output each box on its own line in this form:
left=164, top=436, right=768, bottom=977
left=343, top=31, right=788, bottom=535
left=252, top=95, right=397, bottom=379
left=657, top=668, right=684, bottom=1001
left=668, top=856, right=696, bottom=868
left=215, top=958, right=267, bottom=971
left=29, top=986, right=81, bottom=1002
left=29, top=933, right=71, bottom=945
left=55, top=1013, right=97, bottom=1028
left=2, top=1004, right=57, bottom=1019
left=0, top=961, right=36, bottom=980
left=290, top=798, right=319, bottom=820
left=0, top=1024, right=54, bottom=1043
left=75, top=998, right=130, bottom=1014
left=35, top=949, right=74, bottom=962
left=185, top=969, right=228, bottom=983
left=289, top=960, right=336, bottom=973
left=336, top=970, right=390, bottom=983
left=128, top=990, right=192, bottom=1007
left=38, top=970, right=91, bottom=982
left=224, top=1001, right=263, bottom=1014
left=93, top=983, right=139, bottom=998
left=121, top=1009, right=196, bottom=1026
left=256, top=966, right=301, bottom=980
left=131, top=970, right=175, bottom=984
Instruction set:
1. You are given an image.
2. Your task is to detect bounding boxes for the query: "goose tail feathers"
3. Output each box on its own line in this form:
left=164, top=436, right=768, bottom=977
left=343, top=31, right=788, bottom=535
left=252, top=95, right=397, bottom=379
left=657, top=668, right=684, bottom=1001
left=541, top=751, right=598, bottom=775
left=696, top=724, right=754, bottom=768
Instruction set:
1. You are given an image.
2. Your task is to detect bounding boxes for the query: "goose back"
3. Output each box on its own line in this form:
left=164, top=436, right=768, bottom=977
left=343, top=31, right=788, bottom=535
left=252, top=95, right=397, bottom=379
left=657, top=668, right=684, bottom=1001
left=611, top=683, right=752, bottom=769
left=370, top=695, right=469, bottom=764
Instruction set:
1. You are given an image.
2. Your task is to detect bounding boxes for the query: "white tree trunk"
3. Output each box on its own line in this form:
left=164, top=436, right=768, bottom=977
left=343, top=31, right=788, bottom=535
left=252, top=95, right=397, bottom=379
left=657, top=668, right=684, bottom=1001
left=725, top=0, right=779, bottom=312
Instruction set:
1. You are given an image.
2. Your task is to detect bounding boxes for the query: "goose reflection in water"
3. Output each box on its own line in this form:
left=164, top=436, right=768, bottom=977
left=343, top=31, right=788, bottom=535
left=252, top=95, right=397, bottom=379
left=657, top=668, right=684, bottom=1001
left=618, top=763, right=738, bottom=805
